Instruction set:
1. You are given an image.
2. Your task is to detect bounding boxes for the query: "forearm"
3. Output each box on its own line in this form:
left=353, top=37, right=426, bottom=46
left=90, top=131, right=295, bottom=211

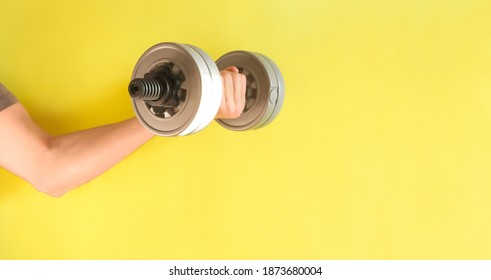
left=38, top=118, right=153, bottom=196
left=0, top=102, right=153, bottom=197
left=1, top=68, right=245, bottom=197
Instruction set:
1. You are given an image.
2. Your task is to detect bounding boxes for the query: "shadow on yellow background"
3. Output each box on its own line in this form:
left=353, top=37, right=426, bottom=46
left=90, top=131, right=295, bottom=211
left=1, top=0, right=491, bottom=259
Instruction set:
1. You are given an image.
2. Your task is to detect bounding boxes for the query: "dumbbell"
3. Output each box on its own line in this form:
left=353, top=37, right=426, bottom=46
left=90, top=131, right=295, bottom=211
left=128, top=42, right=285, bottom=136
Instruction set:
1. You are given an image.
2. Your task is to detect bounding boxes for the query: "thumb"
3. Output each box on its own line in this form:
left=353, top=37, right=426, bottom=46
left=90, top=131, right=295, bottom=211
left=223, top=66, right=239, bottom=73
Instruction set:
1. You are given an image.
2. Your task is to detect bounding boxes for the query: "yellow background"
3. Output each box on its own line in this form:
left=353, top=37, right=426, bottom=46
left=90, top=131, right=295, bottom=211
left=1, top=0, right=491, bottom=259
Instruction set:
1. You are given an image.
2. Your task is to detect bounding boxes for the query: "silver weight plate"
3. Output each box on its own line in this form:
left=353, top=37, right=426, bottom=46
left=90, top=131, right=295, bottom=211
left=130, top=43, right=221, bottom=136
left=215, top=51, right=285, bottom=130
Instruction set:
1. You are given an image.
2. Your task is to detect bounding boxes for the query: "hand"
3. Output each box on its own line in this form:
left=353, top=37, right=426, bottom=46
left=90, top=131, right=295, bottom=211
left=215, top=66, right=246, bottom=119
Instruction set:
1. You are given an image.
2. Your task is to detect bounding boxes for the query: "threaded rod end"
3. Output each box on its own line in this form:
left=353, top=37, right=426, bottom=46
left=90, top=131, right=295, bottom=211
left=129, top=78, right=164, bottom=101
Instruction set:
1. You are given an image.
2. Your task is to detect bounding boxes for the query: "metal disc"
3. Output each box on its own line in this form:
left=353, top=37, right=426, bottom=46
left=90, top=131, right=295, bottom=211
left=215, top=51, right=285, bottom=131
left=130, top=43, right=222, bottom=136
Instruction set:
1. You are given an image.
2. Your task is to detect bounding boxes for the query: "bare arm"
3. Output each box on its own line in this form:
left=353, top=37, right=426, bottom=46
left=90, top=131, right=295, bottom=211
left=0, top=68, right=245, bottom=197
left=0, top=103, right=153, bottom=197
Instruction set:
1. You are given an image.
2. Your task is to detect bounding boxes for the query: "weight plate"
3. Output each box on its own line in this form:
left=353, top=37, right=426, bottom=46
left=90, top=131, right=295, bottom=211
left=130, top=43, right=222, bottom=136
left=215, top=51, right=285, bottom=130
left=185, top=44, right=223, bottom=134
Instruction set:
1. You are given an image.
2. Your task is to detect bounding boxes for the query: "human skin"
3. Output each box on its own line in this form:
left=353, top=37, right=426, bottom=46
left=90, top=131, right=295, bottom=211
left=0, top=67, right=246, bottom=197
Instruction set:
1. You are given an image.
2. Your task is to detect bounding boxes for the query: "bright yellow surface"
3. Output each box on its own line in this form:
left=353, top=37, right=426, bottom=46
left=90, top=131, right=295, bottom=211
left=1, top=0, right=491, bottom=259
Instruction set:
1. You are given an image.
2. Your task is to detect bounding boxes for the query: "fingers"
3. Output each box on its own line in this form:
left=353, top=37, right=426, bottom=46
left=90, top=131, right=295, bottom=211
left=216, top=67, right=247, bottom=119
left=232, top=70, right=245, bottom=114
left=224, top=70, right=235, bottom=116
